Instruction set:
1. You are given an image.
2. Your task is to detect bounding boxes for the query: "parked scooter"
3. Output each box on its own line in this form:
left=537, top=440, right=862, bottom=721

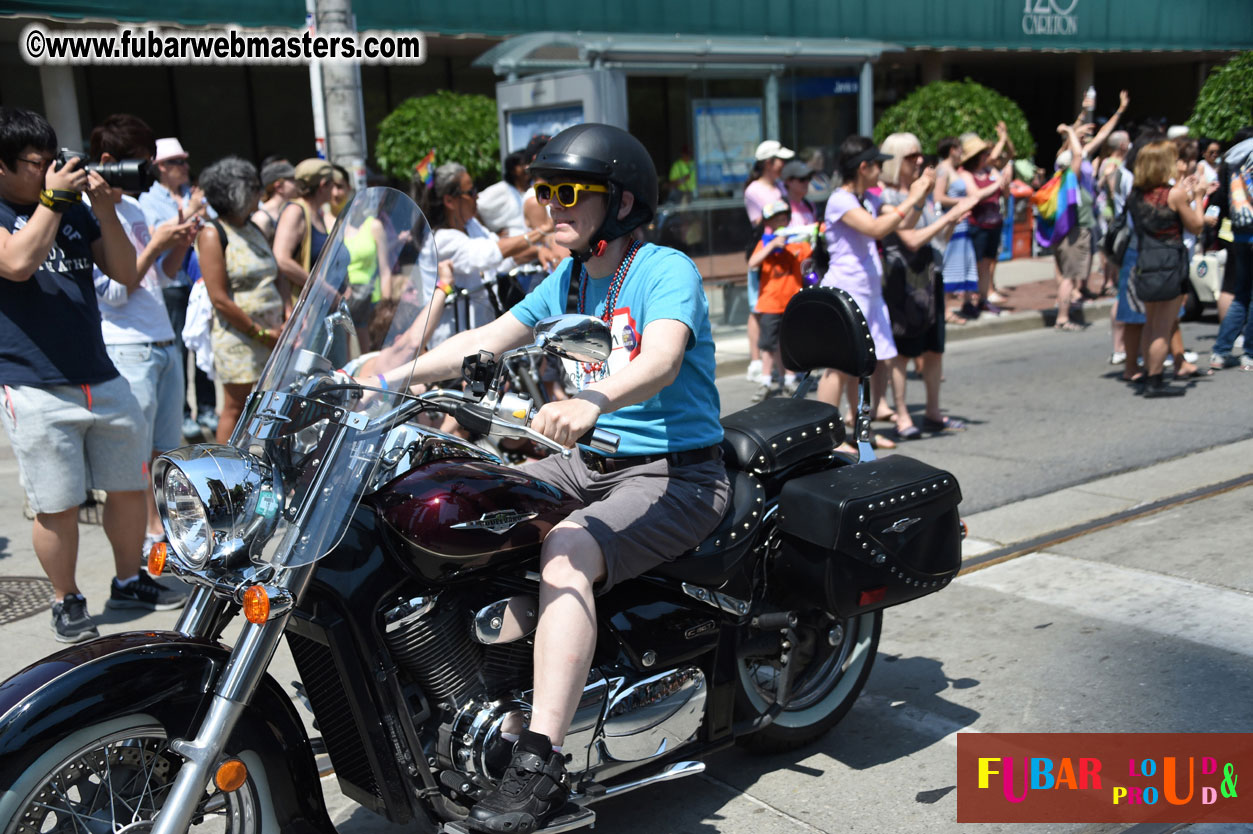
left=0, top=188, right=963, bottom=834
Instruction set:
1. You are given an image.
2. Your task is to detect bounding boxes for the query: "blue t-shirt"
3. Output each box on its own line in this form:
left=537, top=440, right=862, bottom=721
left=509, top=243, right=723, bottom=457
left=0, top=199, right=116, bottom=387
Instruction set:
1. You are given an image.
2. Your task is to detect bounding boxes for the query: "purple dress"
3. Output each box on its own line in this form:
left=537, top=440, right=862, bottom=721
left=821, top=189, right=898, bottom=361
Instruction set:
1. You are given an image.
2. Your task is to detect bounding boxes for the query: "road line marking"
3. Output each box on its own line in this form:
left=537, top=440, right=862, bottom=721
left=958, top=552, right=1253, bottom=658
left=960, top=475, right=1253, bottom=574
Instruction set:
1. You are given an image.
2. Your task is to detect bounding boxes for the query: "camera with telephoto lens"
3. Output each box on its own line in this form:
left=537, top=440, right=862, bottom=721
left=56, top=148, right=157, bottom=193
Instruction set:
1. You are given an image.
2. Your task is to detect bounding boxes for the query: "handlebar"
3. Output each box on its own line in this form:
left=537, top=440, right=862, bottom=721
left=420, top=387, right=620, bottom=459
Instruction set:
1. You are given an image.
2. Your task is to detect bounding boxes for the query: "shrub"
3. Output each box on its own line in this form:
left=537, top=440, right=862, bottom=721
left=873, top=79, right=1036, bottom=160
left=1188, top=52, right=1253, bottom=143
left=375, top=91, right=500, bottom=184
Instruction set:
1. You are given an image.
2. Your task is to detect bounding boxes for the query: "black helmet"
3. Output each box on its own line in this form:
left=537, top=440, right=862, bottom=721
left=530, top=123, right=658, bottom=257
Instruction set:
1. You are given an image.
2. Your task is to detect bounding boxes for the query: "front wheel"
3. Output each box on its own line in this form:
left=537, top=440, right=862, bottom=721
left=735, top=610, right=882, bottom=754
left=1, top=714, right=273, bottom=834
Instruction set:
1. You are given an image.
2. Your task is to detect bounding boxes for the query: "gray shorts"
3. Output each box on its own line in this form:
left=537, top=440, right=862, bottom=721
left=105, top=341, right=185, bottom=454
left=0, top=376, right=149, bottom=514
left=518, top=450, right=731, bottom=593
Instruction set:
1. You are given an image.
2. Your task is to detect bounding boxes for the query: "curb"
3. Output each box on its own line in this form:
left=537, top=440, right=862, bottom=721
left=712, top=298, right=1116, bottom=379
left=958, top=436, right=1253, bottom=564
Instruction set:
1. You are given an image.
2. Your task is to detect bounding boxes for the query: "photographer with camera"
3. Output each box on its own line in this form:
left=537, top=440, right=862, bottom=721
left=0, top=107, right=189, bottom=645
left=88, top=114, right=199, bottom=581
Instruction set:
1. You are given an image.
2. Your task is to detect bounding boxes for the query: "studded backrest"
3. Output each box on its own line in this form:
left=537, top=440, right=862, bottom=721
left=778, top=286, right=877, bottom=379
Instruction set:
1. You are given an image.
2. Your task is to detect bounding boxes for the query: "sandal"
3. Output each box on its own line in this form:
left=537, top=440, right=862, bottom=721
left=1054, top=321, right=1087, bottom=332
left=871, top=432, right=897, bottom=450
left=922, top=415, right=966, bottom=433
left=1122, top=372, right=1146, bottom=383
left=891, top=425, right=923, bottom=441
left=945, top=311, right=968, bottom=325
left=1174, top=364, right=1213, bottom=381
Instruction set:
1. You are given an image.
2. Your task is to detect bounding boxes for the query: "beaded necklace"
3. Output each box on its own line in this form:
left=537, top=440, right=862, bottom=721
left=577, top=239, right=642, bottom=374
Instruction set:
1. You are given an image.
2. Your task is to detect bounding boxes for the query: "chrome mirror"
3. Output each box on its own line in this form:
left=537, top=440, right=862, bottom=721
left=534, top=314, right=611, bottom=364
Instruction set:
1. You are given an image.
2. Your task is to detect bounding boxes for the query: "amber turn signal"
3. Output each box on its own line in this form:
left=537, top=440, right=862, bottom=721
left=243, top=585, right=270, bottom=624
left=214, top=758, right=248, bottom=792
left=147, top=541, right=167, bottom=577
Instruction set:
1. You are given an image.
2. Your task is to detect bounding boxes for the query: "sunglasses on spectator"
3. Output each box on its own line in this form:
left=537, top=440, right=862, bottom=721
left=535, top=181, right=609, bottom=208
left=160, top=158, right=190, bottom=167
left=452, top=186, right=478, bottom=198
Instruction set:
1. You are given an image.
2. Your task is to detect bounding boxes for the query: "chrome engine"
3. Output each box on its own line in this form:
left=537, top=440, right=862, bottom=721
left=381, top=590, right=707, bottom=786
left=448, top=667, right=706, bottom=783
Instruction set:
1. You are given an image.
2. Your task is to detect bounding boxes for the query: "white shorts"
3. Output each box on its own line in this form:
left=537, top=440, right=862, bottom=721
left=0, top=376, right=149, bottom=514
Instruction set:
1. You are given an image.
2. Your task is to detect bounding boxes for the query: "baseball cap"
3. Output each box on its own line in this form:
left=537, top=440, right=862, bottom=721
left=154, top=137, right=188, bottom=163
left=755, top=140, right=795, bottom=162
left=761, top=199, right=791, bottom=220
left=261, top=161, right=296, bottom=188
left=293, top=158, right=333, bottom=189
left=780, top=160, right=813, bottom=180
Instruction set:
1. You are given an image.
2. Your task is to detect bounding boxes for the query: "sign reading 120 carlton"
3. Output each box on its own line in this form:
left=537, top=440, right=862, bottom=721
left=1023, top=0, right=1078, bottom=35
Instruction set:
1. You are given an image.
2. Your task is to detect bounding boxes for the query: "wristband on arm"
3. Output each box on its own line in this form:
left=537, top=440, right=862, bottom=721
left=39, top=189, right=81, bottom=213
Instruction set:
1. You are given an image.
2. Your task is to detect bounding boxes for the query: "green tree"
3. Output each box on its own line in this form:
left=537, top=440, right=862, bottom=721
left=375, top=91, right=500, bottom=184
left=873, top=79, right=1036, bottom=160
left=1188, top=52, right=1253, bottom=143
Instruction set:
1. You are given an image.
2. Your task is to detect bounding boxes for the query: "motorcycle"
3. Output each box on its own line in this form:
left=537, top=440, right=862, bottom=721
left=0, top=188, right=964, bottom=834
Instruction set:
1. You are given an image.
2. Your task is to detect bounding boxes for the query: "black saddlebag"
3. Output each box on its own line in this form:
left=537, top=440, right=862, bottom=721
left=774, top=455, right=962, bottom=617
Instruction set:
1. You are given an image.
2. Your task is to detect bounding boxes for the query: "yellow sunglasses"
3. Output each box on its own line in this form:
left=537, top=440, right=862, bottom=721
left=534, top=181, right=609, bottom=208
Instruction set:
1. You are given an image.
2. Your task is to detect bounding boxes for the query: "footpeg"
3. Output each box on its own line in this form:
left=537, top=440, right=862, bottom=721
left=442, top=803, right=596, bottom=834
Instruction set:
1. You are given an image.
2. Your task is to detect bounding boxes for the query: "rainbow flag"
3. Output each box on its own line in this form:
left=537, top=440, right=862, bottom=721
left=1031, top=168, right=1080, bottom=248
left=414, top=149, right=435, bottom=189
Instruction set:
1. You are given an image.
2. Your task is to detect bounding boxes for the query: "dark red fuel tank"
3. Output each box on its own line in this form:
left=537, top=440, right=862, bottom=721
left=367, top=457, right=582, bottom=583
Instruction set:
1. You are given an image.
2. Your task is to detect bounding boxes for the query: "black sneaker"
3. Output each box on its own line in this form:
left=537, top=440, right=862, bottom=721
left=107, top=573, right=188, bottom=611
left=466, top=730, right=568, bottom=834
left=52, top=594, right=99, bottom=643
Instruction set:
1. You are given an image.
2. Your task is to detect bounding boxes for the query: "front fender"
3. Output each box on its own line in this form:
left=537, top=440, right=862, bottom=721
left=0, top=630, right=335, bottom=834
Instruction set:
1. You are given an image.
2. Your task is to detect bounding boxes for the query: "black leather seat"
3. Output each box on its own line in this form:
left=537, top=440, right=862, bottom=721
left=647, top=468, right=764, bottom=587
left=720, top=397, right=842, bottom=475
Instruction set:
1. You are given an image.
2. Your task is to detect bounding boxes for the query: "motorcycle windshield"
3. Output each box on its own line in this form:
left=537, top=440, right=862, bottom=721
left=235, top=187, right=438, bottom=567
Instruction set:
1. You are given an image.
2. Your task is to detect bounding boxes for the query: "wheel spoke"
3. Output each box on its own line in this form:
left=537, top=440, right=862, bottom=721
left=41, top=783, right=94, bottom=834
left=133, top=740, right=165, bottom=820
left=11, top=726, right=257, bottom=834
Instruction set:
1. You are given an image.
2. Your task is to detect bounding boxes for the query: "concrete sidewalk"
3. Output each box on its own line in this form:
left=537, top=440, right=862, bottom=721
left=711, top=255, right=1114, bottom=377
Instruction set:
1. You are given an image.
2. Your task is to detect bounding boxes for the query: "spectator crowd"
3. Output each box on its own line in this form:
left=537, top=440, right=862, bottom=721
left=2, top=89, right=1251, bottom=641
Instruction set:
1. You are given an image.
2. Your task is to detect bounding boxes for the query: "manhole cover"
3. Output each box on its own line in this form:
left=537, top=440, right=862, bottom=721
left=0, top=576, right=52, bottom=625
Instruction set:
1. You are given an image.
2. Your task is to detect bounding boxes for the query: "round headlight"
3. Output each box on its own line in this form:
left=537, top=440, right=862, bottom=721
left=163, top=466, right=213, bottom=567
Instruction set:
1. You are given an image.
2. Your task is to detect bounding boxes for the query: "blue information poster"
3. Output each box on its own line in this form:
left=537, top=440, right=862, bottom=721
left=506, top=104, right=585, bottom=153
left=693, top=99, right=762, bottom=188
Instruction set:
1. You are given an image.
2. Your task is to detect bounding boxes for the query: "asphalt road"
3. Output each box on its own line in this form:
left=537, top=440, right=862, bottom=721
left=719, top=317, right=1253, bottom=515
left=2, top=317, right=1251, bottom=834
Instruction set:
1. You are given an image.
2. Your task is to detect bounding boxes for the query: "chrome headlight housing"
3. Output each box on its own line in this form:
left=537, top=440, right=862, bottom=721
left=152, top=444, right=277, bottom=570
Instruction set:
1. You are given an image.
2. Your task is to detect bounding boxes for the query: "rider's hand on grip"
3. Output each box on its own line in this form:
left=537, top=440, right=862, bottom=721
left=577, top=427, right=620, bottom=454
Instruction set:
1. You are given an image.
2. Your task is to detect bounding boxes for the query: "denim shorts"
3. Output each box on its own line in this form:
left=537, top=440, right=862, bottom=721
left=0, top=376, right=149, bottom=514
left=106, top=341, right=185, bottom=454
